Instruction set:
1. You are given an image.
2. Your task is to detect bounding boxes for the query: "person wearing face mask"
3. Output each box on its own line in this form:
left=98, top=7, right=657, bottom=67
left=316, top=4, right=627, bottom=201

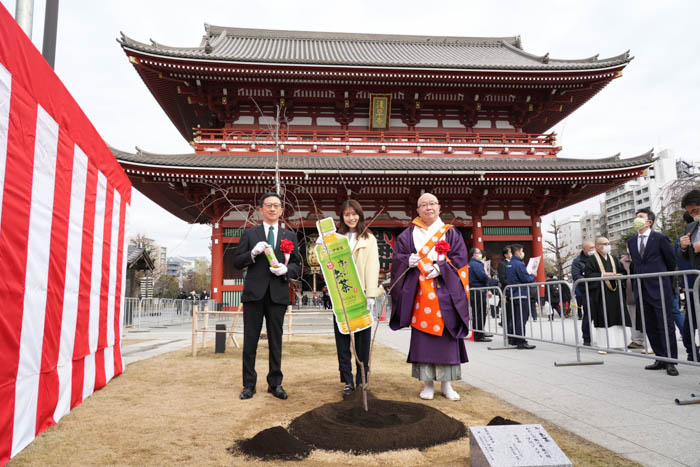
left=332, top=199, right=383, bottom=398
left=571, top=241, right=596, bottom=345
left=679, top=189, right=700, bottom=362
left=505, top=244, right=536, bottom=349
left=468, top=247, right=499, bottom=342
left=584, top=237, right=632, bottom=352
left=628, top=208, right=678, bottom=375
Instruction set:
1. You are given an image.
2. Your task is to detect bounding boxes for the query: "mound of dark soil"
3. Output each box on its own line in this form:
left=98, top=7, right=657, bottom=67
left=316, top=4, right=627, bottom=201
left=288, top=393, right=466, bottom=453
left=487, top=416, right=521, bottom=426
left=234, top=426, right=311, bottom=461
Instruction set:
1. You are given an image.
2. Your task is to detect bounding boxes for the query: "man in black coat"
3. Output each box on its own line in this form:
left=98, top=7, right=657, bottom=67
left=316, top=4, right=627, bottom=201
left=571, top=241, right=594, bottom=345
left=233, top=193, right=301, bottom=400
left=628, top=208, right=677, bottom=375
left=679, top=189, right=700, bottom=362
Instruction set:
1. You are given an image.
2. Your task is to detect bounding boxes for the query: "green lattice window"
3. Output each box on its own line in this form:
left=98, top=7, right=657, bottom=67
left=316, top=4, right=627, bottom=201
left=483, top=226, right=531, bottom=235
left=223, top=291, right=242, bottom=307
left=224, top=228, right=244, bottom=237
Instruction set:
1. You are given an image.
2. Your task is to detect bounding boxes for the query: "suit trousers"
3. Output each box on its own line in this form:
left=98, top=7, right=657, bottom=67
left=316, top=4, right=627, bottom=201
left=576, top=293, right=591, bottom=344
left=508, top=297, right=530, bottom=345
left=641, top=296, right=678, bottom=360
left=242, top=289, right=286, bottom=388
left=470, top=290, right=488, bottom=339
left=682, top=292, right=700, bottom=361
left=333, top=323, right=371, bottom=387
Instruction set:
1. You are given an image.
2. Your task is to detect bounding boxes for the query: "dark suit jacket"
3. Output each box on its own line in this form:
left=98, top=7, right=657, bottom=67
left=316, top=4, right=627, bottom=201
left=497, top=259, right=510, bottom=289
left=232, top=224, right=301, bottom=304
left=680, top=221, right=700, bottom=269
left=627, top=230, right=675, bottom=305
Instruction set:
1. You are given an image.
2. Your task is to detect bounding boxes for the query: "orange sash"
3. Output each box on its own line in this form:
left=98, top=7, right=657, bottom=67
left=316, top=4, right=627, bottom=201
left=411, top=220, right=452, bottom=336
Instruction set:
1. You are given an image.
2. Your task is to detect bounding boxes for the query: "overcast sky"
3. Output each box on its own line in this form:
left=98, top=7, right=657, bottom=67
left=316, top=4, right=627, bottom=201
left=3, top=0, right=699, bottom=256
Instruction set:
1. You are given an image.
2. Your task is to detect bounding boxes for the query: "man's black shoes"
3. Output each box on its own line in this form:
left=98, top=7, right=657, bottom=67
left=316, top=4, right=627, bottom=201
left=240, top=387, right=256, bottom=400
left=516, top=343, right=536, bottom=350
left=666, top=364, right=679, bottom=376
left=268, top=385, right=288, bottom=400
left=474, top=337, right=492, bottom=342
left=342, top=384, right=355, bottom=398
left=644, top=361, right=665, bottom=370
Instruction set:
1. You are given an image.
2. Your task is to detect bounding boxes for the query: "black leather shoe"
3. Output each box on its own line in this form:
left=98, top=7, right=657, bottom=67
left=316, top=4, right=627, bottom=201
left=342, top=384, right=355, bottom=398
left=240, top=387, right=255, bottom=400
left=268, top=385, right=288, bottom=400
left=516, top=343, right=536, bottom=350
left=483, top=333, right=494, bottom=338
left=666, top=364, right=679, bottom=376
left=644, top=361, right=665, bottom=370
left=582, top=341, right=591, bottom=347
left=474, top=337, right=492, bottom=342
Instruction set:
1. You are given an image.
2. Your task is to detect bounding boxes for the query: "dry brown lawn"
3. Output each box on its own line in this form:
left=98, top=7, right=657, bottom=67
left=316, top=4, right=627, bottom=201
left=10, top=337, right=639, bottom=466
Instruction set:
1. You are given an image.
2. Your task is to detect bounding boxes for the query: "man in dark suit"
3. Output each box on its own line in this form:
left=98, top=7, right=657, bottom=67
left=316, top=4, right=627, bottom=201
left=679, top=189, right=700, bottom=362
left=571, top=241, right=595, bottom=345
left=628, top=208, right=678, bottom=376
left=505, top=244, right=536, bottom=349
left=468, top=247, right=499, bottom=342
left=497, top=246, right=512, bottom=327
left=233, top=193, right=301, bottom=399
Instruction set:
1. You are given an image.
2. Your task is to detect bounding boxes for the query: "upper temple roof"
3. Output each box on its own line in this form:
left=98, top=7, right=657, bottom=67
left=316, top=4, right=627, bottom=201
left=118, top=25, right=631, bottom=71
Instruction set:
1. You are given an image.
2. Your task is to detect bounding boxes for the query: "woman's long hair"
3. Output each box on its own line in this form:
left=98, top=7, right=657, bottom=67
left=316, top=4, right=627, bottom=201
left=337, top=199, right=371, bottom=239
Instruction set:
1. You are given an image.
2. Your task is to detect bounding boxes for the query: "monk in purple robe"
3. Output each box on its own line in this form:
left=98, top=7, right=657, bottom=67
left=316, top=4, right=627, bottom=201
left=389, top=193, right=470, bottom=401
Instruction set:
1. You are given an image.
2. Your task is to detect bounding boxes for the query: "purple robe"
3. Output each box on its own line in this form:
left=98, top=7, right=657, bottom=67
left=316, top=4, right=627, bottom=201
left=389, top=226, right=470, bottom=365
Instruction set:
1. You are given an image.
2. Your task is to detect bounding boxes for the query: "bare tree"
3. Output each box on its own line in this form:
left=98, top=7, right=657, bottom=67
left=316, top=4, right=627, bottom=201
left=657, top=174, right=700, bottom=240
left=544, top=219, right=576, bottom=279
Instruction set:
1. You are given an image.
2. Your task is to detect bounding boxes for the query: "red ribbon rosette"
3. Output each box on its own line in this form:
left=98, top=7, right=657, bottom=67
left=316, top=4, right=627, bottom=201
left=435, top=240, right=451, bottom=255
left=280, top=239, right=294, bottom=254
left=280, top=238, right=294, bottom=265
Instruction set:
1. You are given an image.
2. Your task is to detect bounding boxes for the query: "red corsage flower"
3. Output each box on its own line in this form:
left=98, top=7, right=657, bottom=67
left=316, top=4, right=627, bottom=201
left=435, top=240, right=451, bottom=255
left=280, top=239, right=294, bottom=254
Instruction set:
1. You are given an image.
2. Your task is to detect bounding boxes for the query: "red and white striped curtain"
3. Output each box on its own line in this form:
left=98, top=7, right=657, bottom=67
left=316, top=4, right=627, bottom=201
left=0, top=5, right=132, bottom=464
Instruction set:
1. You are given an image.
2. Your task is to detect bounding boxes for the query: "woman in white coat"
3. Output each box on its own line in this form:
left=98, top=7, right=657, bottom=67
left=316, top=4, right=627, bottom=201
left=334, top=199, right=383, bottom=397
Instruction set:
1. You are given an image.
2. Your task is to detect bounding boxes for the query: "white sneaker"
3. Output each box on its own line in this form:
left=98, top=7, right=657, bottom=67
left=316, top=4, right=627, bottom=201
left=441, top=382, right=461, bottom=401
left=419, top=382, right=434, bottom=400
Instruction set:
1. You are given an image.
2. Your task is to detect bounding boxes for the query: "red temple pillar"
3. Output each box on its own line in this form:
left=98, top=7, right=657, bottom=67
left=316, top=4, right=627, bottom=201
left=211, top=222, right=224, bottom=303
left=472, top=216, right=484, bottom=250
left=531, top=216, right=545, bottom=288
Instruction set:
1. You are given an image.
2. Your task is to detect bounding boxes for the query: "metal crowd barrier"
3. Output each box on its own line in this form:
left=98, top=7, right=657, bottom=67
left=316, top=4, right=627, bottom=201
left=573, top=270, right=700, bottom=368
left=122, top=298, right=216, bottom=331
left=191, top=302, right=391, bottom=356
left=471, top=273, right=700, bottom=367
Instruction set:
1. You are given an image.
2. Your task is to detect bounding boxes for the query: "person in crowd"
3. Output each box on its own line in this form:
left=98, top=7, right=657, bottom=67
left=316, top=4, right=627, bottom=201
left=488, top=283, right=500, bottom=319
left=389, top=193, right=470, bottom=401
left=679, top=189, right=700, bottom=361
left=497, top=246, right=512, bottom=290
left=619, top=253, right=646, bottom=350
left=529, top=285, right=540, bottom=321
left=322, top=287, right=331, bottom=309
left=561, top=274, right=572, bottom=317
left=571, top=241, right=595, bottom=345
left=468, top=247, right=498, bottom=342
left=332, top=199, right=383, bottom=398
left=505, top=244, right=536, bottom=349
left=584, top=237, right=631, bottom=351
left=628, top=208, right=678, bottom=376
left=497, top=246, right=512, bottom=327
left=676, top=211, right=697, bottom=361
left=232, top=193, right=301, bottom=400
left=545, top=274, right=562, bottom=318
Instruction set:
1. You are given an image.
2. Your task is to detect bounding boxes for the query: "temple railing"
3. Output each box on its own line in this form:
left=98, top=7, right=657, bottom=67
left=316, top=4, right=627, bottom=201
left=191, top=128, right=559, bottom=157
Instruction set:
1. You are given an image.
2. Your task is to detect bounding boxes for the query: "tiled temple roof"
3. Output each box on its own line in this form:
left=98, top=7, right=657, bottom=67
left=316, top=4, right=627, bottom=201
left=119, top=25, right=630, bottom=71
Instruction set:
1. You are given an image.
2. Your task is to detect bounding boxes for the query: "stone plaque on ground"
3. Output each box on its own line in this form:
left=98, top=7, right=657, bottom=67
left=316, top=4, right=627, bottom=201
left=469, top=424, right=572, bottom=467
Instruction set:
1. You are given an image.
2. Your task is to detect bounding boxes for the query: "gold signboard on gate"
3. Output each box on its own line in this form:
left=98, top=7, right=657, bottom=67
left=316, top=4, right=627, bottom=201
left=369, top=93, right=392, bottom=130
